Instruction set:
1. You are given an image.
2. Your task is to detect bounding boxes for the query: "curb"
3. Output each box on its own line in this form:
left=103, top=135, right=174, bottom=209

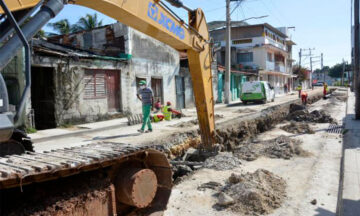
left=32, top=123, right=127, bottom=143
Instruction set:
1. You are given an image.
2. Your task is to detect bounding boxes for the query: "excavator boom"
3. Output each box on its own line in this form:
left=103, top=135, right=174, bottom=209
left=1, top=0, right=215, bottom=148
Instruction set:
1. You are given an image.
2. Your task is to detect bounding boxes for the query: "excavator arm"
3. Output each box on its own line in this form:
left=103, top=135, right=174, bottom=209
left=1, top=0, right=215, bottom=148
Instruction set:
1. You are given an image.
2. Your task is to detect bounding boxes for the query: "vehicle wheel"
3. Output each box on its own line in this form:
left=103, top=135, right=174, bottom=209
left=243, top=101, right=248, bottom=105
left=262, top=99, right=267, bottom=104
left=271, top=98, right=275, bottom=102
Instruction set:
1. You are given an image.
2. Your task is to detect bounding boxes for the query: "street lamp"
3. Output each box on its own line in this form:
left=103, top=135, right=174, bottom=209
left=224, top=13, right=269, bottom=104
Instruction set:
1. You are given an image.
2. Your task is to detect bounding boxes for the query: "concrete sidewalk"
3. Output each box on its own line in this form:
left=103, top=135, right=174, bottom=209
left=29, top=88, right=322, bottom=143
left=339, top=90, right=360, bottom=216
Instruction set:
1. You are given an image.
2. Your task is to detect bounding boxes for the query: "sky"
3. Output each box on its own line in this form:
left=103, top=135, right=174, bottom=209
left=44, top=0, right=352, bottom=69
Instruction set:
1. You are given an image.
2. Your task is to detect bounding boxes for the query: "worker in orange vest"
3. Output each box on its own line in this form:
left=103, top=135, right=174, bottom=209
left=301, top=91, right=308, bottom=105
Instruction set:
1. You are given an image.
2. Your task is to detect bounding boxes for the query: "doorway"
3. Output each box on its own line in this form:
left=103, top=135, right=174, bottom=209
left=31, top=66, right=56, bottom=130
left=175, top=76, right=185, bottom=109
left=151, top=77, right=163, bottom=104
left=105, top=70, right=121, bottom=112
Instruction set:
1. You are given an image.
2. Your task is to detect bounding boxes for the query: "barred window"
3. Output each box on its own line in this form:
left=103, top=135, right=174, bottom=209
left=84, top=70, right=106, bottom=98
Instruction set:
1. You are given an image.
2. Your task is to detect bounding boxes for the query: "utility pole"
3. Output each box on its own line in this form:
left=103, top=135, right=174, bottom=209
left=321, top=53, right=324, bottom=82
left=342, top=59, right=346, bottom=86
left=355, top=0, right=360, bottom=119
left=224, top=0, right=231, bottom=104
left=299, top=49, right=302, bottom=67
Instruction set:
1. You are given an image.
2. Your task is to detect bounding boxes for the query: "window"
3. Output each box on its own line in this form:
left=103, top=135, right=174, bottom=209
left=237, top=52, right=253, bottom=63
left=267, top=52, right=273, bottom=62
left=233, top=39, right=252, bottom=45
left=84, top=70, right=106, bottom=98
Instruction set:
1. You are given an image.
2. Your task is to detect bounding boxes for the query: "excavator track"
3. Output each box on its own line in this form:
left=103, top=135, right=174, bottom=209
left=0, top=142, right=172, bottom=215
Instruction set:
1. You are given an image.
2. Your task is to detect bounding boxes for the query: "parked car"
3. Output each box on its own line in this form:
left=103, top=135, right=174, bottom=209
left=240, top=81, right=275, bottom=104
left=313, top=81, right=324, bottom=86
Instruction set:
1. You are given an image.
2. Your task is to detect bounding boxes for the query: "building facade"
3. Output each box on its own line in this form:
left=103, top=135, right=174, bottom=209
left=3, top=22, right=183, bottom=130
left=210, top=23, right=296, bottom=96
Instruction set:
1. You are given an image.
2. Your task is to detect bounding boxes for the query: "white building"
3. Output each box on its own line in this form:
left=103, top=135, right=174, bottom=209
left=210, top=23, right=296, bottom=95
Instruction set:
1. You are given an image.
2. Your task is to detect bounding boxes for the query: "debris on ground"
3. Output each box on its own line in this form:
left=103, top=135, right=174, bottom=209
left=310, top=199, right=317, bottom=205
left=215, top=169, right=286, bottom=215
left=287, top=104, right=335, bottom=123
left=217, top=192, right=235, bottom=206
left=234, top=135, right=310, bottom=161
left=197, top=181, right=223, bottom=191
left=281, top=122, right=315, bottom=134
left=204, top=152, right=242, bottom=170
left=174, top=114, right=224, bottom=128
left=236, top=108, right=256, bottom=114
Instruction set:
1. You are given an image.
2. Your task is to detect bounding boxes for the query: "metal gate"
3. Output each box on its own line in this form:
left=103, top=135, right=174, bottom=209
left=175, top=76, right=185, bottom=109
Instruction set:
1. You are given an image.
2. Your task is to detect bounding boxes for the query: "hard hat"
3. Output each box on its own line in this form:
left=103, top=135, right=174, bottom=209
left=167, top=101, right=171, bottom=106
left=139, top=80, right=146, bottom=85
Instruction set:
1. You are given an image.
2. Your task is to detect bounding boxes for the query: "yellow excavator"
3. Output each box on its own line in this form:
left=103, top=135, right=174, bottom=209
left=0, top=0, right=215, bottom=215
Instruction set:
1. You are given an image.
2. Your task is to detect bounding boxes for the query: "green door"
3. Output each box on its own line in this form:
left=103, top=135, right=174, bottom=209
left=231, top=73, right=242, bottom=101
left=217, top=72, right=224, bottom=103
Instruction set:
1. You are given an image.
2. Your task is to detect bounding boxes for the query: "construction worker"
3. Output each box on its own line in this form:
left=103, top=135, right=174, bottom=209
left=323, top=82, right=329, bottom=99
left=154, top=99, right=162, bottom=113
left=301, top=91, right=308, bottom=105
left=136, top=80, right=153, bottom=133
left=162, top=101, right=173, bottom=121
left=296, top=84, right=302, bottom=98
left=152, top=114, right=165, bottom=122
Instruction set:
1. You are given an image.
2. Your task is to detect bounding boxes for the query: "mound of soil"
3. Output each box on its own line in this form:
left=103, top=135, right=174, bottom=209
left=204, top=152, right=242, bottom=170
left=236, top=108, right=256, bottom=114
left=287, top=109, right=335, bottom=123
left=281, top=122, right=315, bottom=134
left=219, top=169, right=286, bottom=215
left=234, top=135, right=310, bottom=161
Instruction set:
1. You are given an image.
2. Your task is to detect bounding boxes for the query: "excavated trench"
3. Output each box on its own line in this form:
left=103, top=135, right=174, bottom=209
left=153, top=91, right=328, bottom=181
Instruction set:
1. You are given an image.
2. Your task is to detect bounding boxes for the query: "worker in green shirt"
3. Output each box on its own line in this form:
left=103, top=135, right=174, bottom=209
left=136, top=80, right=154, bottom=133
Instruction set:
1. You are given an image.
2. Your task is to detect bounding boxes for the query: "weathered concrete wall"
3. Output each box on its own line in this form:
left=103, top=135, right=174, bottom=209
left=32, top=55, right=127, bottom=125
left=122, top=28, right=180, bottom=114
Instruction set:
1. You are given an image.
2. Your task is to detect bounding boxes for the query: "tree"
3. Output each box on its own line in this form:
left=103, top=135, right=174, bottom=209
left=293, top=65, right=309, bottom=81
left=72, top=13, right=103, bottom=32
left=47, top=19, right=73, bottom=35
left=328, top=63, right=351, bottom=78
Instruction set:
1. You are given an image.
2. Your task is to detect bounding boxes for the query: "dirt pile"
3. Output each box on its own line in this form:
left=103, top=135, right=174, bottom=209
left=332, top=91, right=348, bottom=102
left=286, top=104, right=335, bottom=123
left=216, top=169, right=286, bottom=215
left=204, top=152, right=242, bottom=170
left=236, top=108, right=256, bottom=114
left=234, top=135, right=309, bottom=161
left=281, top=122, right=315, bottom=134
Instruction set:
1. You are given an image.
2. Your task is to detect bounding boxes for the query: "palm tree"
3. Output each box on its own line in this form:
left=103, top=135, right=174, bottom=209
left=73, top=13, right=103, bottom=32
left=47, top=19, right=72, bottom=35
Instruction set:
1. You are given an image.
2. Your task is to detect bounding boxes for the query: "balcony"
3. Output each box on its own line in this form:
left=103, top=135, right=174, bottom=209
left=266, top=61, right=275, bottom=71
left=275, top=62, right=285, bottom=73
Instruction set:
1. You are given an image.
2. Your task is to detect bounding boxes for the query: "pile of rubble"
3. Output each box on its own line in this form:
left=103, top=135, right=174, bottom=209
left=234, top=135, right=309, bottom=161
left=199, top=169, right=286, bottom=215
left=221, top=169, right=287, bottom=215
left=286, top=104, right=335, bottom=123
left=203, top=152, right=242, bottom=170
left=281, top=122, right=315, bottom=134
